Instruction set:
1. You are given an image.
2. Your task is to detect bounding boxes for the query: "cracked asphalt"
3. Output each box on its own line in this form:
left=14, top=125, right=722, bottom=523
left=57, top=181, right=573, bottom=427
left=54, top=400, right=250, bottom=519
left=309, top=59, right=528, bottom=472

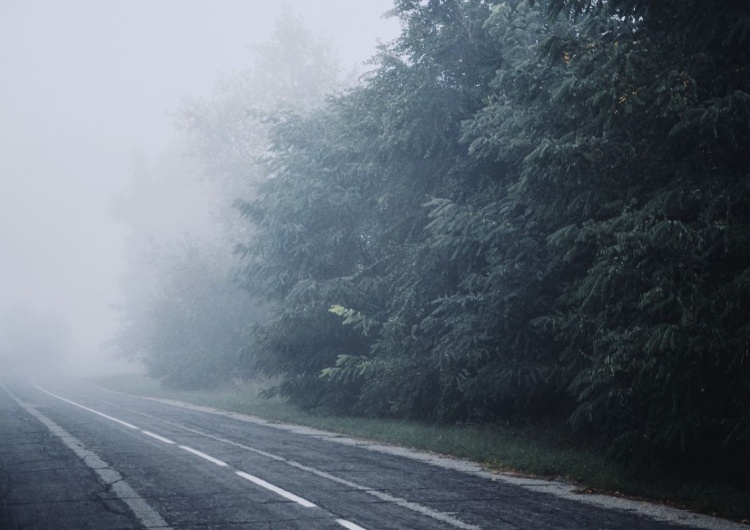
left=0, top=376, right=745, bottom=529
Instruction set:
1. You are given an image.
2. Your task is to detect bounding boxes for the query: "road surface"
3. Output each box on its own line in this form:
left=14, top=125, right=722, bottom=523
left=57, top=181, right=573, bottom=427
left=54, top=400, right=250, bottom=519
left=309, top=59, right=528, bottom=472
left=0, top=376, right=743, bottom=529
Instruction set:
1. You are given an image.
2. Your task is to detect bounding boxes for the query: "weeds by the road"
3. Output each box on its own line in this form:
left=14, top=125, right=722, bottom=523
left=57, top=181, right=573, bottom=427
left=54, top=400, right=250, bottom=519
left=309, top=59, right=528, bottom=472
left=93, top=373, right=750, bottom=522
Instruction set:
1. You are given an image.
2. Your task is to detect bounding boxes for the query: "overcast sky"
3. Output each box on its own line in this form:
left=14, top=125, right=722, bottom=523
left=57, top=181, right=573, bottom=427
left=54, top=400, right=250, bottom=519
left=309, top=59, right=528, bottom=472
left=0, top=0, right=398, bottom=364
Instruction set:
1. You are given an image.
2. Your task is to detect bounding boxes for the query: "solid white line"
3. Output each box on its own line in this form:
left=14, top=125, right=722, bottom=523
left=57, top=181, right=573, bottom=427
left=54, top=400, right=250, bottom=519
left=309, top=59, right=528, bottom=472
left=236, top=471, right=316, bottom=508
left=142, top=430, right=175, bottom=444
left=179, top=445, right=228, bottom=466
left=337, top=519, right=368, bottom=530
left=1, top=384, right=171, bottom=529
left=32, top=383, right=138, bottom=430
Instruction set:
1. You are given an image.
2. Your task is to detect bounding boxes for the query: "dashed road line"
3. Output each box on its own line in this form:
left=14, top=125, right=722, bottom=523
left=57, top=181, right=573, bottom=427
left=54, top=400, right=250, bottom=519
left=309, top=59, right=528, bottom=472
left=179, top=445, right=228, bottom=466
left=27, top=382, right=350, bottom=523
left=284, top=459, right=480, bottom=530
left=86, top=395, right=481, bottom=530
left=236, top=471, right=316, bottom=507
left=142, top=430, right=175, bottom=444
left=73, top=383, right=750, bottom=530
left=337, top=519, right=368, bottom=530
left=34, top=382, right=480, bottom=529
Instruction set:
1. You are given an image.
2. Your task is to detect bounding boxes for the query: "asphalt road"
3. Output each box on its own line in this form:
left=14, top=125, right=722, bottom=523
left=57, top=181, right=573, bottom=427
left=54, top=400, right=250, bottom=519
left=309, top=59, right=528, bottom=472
left=0, top=377, right=744, bottom=529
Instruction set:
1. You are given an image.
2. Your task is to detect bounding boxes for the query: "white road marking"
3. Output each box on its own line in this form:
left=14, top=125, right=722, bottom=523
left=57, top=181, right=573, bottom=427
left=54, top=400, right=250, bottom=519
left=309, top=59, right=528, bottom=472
left=286, top=460, right=480, bottom=530
left=26, top=384, right=325, bottom=516
left=32, top=383, right=138, bottom=430
left=179, top=445, right=228, bottom=466
left=337, top=519, right=368, bottom=530
left=21, top=383, right=349, bottom=522
left=87, top=388, right=750, bottom=530
left=1, top=384, right=171, bottom=529
left=95, top=400, right=480, bottom=529
left=45, top=386, right=473, bottom=528
left=142, top=430, right=175, bottom=444
left=236, top=471, right=316, bottom=507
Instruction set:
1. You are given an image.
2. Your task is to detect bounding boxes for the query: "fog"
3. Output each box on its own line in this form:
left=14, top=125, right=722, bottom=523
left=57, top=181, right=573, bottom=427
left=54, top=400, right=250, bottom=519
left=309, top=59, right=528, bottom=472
left=0, top=0, right=397, bottom=374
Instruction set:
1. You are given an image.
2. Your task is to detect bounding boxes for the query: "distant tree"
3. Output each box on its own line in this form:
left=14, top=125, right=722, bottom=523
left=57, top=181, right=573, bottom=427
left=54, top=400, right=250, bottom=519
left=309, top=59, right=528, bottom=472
left=175, top=5, right=345, bottom=240
left=139, top=238, right=267, bottom=389
left=235, top=106, right=374, bottom=409
left=112, top=7, right=345, bottom=390
left=109, top=146, right=215, bottom=367
left=171, top=7, right=356, bottom=400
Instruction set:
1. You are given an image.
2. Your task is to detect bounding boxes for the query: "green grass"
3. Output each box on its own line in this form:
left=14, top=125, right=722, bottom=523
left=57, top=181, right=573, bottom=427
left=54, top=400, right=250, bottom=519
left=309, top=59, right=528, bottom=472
left=93, top=373, right=750, bottom=522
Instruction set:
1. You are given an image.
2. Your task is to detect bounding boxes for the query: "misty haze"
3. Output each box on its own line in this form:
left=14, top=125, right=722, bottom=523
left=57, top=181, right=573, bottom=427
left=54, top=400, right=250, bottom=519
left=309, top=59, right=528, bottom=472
left=1, top=1, right=749, bottom=529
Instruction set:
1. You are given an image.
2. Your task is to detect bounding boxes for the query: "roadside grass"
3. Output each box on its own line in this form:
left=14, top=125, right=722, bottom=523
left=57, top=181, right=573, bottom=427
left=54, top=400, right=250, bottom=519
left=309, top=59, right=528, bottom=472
left=93, top=373, right=750, bottom=522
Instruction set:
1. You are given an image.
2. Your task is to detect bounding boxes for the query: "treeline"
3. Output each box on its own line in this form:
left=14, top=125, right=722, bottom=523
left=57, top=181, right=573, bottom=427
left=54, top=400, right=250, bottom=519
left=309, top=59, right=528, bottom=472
left=120, top=0, right=750, bottom=479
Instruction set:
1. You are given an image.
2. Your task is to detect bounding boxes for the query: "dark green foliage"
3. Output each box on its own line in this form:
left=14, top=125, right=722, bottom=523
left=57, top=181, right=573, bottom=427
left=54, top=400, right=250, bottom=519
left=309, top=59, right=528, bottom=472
left=234, top=107, right=374, bottom=407
left=240, top=0, right=513, bottom=421
left=421, top=194, right=568, bottom=421
left=229, top=0, right=750, bottom=482
left=557, top=1, right=750, bottom=475
left=465, top=0, right=750, bottom=474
